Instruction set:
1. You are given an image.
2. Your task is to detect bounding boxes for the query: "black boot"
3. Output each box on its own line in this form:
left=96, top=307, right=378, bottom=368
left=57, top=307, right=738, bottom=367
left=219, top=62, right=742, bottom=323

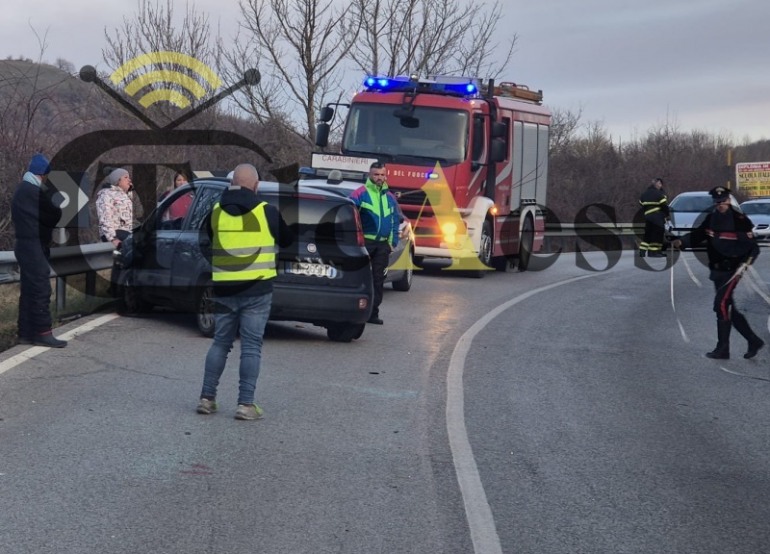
left=745, top=337, right=765, bottom=359
left=32, top=332, right=67, bottom=348
left=639, top=249, right=646, bottom=257
left=706, top=320, right=731, bottom=359
left=731, top=311, right=765, bottom=359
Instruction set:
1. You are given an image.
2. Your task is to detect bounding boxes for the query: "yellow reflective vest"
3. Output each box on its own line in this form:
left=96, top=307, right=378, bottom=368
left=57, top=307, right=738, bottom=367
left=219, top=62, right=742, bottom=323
left=211, top=201, right=277, bottom=282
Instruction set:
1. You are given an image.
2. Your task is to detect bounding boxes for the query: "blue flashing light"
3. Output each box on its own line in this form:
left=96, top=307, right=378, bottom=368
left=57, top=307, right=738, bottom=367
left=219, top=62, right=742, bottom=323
left=440, top=82, right=478, bottom=96
left=363, top=75, right=412, bottom=92
left=298, top=166, right=316, bottom=179
left=362, top=75, right=479, bottom=97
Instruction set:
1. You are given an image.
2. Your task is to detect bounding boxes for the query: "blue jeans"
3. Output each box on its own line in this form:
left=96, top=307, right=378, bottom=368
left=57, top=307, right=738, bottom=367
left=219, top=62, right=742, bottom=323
left=200, top=292, right=272, bottom=405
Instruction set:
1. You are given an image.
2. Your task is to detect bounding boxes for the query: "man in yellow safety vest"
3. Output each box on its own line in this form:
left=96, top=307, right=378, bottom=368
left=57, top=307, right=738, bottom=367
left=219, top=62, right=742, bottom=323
left=196, top=163, right=292, bottom=421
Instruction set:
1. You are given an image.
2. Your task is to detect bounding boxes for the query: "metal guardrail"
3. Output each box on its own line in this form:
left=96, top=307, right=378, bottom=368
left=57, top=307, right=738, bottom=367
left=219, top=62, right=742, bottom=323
left=544, top=222, right=642, bottom=237
left=0, top=223, right=645, bottom=311
left=0, top=243, right=115, bottom=312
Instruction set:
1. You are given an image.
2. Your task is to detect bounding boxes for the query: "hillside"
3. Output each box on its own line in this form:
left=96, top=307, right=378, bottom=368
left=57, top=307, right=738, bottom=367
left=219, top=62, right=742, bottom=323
left=0, top=59, right=125, bottom=126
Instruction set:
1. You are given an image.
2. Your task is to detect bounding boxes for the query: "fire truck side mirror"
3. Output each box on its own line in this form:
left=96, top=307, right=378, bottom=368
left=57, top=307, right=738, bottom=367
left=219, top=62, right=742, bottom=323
left=472, top=118, right=484, bottom=160
left=315, top=123, right=330, bottom=147
left=490, top=138, right=506, bottom=163
left=319, top=106, right=335, bottom=122
left=491, top=122, right=506, bottom=138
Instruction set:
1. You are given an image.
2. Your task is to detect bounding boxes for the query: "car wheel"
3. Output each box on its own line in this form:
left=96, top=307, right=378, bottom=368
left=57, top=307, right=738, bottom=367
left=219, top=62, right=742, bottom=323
left=518, top=215, right=534, bottom=272
left=196, top=284, right=216, bottom=338
left=117, top=269, right=151, bottom=315
left=326, top=322, right=365, bottom=342
left=392, top=249, right=414, bottom=291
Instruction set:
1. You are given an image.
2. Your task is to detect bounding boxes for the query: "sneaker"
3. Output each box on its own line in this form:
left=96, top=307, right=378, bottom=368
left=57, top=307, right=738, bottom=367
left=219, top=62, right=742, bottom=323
left=235, top=403, right=264, bottom=420
left=196, top=398, right=218, bottom=415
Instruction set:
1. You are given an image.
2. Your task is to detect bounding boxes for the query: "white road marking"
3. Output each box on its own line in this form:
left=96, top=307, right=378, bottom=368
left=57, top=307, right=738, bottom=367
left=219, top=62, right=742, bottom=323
left=0, top=314, right=120, bottom=377
left=446, top=273, right=599, bottom=554
left=718, top=365, right=770, bottom=382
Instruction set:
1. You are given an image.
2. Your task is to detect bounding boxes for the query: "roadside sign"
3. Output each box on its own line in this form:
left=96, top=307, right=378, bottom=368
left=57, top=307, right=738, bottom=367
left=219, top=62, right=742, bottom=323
left=736, top=162, right=770, bottom=198
left=311, top=153, right=378, bottom=172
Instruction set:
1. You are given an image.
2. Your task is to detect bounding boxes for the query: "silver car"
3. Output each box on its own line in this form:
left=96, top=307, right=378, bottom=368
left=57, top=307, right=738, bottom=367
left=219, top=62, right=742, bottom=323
left=739, top=198, right=770, bottom=241
left=665, top=191, right=740, bottom=239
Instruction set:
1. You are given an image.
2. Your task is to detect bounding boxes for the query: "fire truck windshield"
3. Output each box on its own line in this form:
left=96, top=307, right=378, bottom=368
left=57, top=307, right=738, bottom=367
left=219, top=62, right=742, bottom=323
left=342, top=104, right=468, bottom=164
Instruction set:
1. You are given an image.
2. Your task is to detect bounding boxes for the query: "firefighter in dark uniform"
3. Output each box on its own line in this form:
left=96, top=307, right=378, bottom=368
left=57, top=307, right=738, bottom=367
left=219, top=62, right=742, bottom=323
left=11, top=153, right=67, bottom=347
left=639, top=177, right=669, bottom=257
left=672, top=186, right=764, bottom=359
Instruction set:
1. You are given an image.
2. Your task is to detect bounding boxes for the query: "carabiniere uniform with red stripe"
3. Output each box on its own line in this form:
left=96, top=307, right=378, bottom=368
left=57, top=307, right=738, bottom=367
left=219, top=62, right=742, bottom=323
left=677, top=186, right=765, bottom=360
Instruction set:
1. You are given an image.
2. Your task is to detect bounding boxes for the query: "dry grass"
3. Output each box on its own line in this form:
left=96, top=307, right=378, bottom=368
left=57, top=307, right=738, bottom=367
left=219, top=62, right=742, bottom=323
left=0, top=270, right=115, bottom=352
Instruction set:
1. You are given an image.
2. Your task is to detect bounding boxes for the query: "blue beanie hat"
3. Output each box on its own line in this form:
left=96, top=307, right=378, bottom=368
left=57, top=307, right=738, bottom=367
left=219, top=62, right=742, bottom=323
left=28, top=153, right=51, bottom=175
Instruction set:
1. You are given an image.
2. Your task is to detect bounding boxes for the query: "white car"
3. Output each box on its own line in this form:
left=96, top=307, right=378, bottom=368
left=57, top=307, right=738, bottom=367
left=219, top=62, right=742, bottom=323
left=739, top=198, right=770, bottom=241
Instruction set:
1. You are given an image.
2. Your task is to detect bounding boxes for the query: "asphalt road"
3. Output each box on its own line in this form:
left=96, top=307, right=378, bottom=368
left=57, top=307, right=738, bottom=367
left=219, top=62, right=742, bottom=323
left=2, top=249, right=770, bottom=554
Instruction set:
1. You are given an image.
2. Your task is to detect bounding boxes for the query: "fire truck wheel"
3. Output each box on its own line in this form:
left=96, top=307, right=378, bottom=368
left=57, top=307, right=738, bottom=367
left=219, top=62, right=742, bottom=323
left=518, top=215, right=535, bottom=272
left=468, top=220, right=494, bottom=278
left=478, top=220, right=493, bottom=267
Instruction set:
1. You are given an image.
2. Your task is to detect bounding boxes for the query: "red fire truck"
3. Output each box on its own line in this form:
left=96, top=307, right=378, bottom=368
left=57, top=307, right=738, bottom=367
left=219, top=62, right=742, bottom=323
left=314, top=74, right=551, bottom=273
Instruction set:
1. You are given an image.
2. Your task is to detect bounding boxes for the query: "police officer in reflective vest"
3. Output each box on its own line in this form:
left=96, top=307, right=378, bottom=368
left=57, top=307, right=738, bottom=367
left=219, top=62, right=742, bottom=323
left=639, top=177, right=670, bottom=257
left=350, top=162, right=400, bottom=325
left=197, top=163, right=292, bottom=421
left=672, top=186, right=765, bottom=360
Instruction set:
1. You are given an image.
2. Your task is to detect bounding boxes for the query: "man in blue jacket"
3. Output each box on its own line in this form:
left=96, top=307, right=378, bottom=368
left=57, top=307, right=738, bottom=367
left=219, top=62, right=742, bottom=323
left=11, top=153, right=67, bottom=347
left=350, top=162, right=399, bottom=325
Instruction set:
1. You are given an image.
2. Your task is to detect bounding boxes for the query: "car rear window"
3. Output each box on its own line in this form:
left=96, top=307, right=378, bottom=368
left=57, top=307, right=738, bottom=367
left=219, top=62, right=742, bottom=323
left=188, top=184, right=361, bottom=246
left=268, top=194, right=360, bottom=245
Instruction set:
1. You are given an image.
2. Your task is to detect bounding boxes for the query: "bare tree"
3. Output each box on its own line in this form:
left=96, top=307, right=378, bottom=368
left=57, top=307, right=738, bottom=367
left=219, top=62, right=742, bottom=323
left=102, top=0, right=223, bottom=125
left=0, top=29, right=98, bottom=246
left=347, top=0, right=515, bottom=79
left=549, top=107, right=583, bottom=156
left=230, top=0, right=362, bottom=143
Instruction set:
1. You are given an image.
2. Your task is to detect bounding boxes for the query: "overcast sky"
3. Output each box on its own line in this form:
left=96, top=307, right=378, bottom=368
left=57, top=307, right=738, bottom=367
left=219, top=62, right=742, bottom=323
left=1, top=0, right=768, bottom=143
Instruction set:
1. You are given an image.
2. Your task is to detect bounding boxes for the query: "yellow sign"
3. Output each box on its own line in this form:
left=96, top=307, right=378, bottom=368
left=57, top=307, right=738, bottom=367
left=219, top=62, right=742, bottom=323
left=416, top=162, right=490, bottom=270
left=736, top=162, right=770, bottom=198
left=110, top=51, right=222, bottom=109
